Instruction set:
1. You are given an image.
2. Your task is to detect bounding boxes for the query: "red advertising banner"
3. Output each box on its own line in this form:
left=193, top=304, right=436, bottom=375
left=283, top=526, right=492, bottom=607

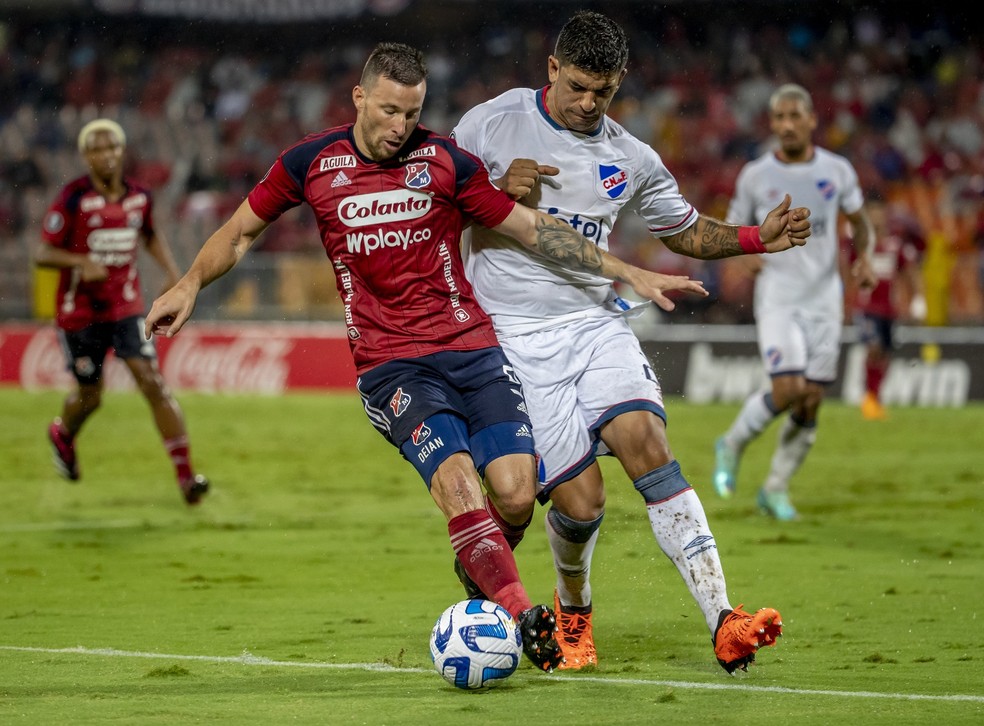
left=0, top=323, right=357, bottom=393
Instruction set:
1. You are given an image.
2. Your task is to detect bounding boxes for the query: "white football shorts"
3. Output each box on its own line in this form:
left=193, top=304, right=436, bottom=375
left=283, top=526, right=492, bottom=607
left=755, top=308, right=841, bottom=383
left=497, top=314, right=665, bottom=491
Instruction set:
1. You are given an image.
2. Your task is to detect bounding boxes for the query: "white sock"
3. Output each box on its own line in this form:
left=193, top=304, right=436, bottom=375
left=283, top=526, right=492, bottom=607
left=762, top=416, right=817, bottom=493
left=647, top=489, right=732, bottom=633
left=545, top=512, right=600, bottom=609
left=725, top=391, right=779, bottom=450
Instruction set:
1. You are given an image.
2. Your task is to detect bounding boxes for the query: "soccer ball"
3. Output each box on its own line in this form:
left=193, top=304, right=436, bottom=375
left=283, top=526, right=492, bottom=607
left=429, top=599, right=523, bottom=690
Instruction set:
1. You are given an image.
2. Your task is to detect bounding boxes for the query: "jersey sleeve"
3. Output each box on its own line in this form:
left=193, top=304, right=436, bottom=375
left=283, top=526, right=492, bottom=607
left=631, top=148, right=698, bottom=237
left=247, top=157, right=306, bottom=223
left=449, top=105, right=485, bottom=161
left=447, top=141, right=515, bottom=229
left=839, top=159, right=865, bottom=215
left=40, top=187, right=73, bottom=248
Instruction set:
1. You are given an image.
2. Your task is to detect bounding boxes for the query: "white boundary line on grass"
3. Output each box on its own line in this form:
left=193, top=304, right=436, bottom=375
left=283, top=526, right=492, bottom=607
left=2, top=645, right=981, bottom=703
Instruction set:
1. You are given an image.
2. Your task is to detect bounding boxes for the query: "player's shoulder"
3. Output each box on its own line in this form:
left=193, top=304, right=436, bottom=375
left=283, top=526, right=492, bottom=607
left=600, top=116, right=657, bottom=156
left=282, top=125, right=352, bottom=162
left=457, top=87, right=537, bottom=126
left=277, top=125, right=353, bottom=181
left=123, top=178, right=152, bottom=198
left=404, top=124, right=459, bottom=157
left=742, top=149, right=778, bottom=171
left=813, top=145, right=858, bottom=174
left=53, top=175, right=94, bottom=210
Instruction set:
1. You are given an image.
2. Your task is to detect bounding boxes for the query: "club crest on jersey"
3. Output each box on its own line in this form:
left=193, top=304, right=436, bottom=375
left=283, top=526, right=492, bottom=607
left=405, top=162, right=432, bottom=189
left=817, top=179, right=836, bottom=200
left=44, top=211, right=64, bottom=234
left=411, top=421, right=431, bottom=446
left=390, top=387, right=411, bottom=417
left=765, top=346, right=783, bottom=370
left=598, top=164, right=628, bottom=199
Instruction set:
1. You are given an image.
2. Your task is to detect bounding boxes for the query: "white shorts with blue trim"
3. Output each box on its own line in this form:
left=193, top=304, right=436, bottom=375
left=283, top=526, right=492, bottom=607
left=497, top=314, right=665, bottom=492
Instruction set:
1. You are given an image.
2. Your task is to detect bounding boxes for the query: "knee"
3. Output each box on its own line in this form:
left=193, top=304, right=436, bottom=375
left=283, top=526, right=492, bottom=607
left=138, top=377, right=170, bottom=404
left=78, top=388, right=102, bottom=413
left=551, top=485, right=605, bottom=521
left=547, top=505, right=604, bottom=544
left=771, top=379, right=807, bottom=410
left=485, top=459, right=536, bottom=519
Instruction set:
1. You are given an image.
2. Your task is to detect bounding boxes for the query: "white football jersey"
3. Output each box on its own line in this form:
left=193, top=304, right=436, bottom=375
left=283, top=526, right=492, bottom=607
left=726, top=147, right=864, bottom=320
left=452, top=87, right=698, bottom=335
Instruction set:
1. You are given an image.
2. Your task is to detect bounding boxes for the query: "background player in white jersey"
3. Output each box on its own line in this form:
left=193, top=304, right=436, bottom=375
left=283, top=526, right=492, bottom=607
left=713, top=83, right=877, bottom=520
left=452, top=11, right=805, bottom=673
left=144, top=42, right=707, bottom=674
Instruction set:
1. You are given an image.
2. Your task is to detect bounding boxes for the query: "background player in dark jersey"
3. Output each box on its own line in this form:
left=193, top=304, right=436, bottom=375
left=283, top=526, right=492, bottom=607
left=850, top=194, right=926, bottom=420
left=36, top=119, right=209, bottom=505
left=144, top=43, right=706, bottom=672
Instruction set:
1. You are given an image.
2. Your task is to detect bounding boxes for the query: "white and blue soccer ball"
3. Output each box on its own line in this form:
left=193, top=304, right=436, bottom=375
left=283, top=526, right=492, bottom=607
left=429, top=599, right=523, bottom=690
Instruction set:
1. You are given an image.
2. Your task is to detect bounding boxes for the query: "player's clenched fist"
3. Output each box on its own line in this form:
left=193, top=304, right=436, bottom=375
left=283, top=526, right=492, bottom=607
left=494, top=158, right=560, bottom=200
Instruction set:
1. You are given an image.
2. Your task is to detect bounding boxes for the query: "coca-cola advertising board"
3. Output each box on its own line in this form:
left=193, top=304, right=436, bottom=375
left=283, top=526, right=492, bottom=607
left=0, top=323, right=356, bottom=393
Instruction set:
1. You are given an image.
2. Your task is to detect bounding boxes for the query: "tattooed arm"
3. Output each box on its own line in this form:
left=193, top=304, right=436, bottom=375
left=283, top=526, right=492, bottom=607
left=663, top=194, right=812, bottom=259
left=492, top=203, right=707, bottom=311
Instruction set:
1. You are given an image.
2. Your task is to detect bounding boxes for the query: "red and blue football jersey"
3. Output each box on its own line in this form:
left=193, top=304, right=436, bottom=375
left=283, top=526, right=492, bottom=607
left=40, top=176, right=156, bottom=332
left=248, top=124, right=515, bottom=373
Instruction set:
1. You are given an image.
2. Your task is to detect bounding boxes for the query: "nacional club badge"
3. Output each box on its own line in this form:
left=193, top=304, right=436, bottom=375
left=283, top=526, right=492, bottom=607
left=598, top=163, right=628, bottom=199
left=817, top=179, right=837, bottom=200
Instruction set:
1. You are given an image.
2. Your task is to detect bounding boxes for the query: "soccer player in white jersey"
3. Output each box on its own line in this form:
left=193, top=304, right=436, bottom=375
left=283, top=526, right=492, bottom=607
left=451, top=11, right=807, bottom=673
left=713, top=83, right=877, bottom=520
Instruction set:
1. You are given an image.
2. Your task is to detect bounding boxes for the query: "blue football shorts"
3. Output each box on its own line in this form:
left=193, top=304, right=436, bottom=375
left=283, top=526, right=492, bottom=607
left=356, top=346, right=535, bottom=486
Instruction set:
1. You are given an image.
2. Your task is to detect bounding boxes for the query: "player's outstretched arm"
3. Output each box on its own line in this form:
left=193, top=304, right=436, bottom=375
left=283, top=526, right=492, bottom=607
left=662, top=194, right=812, bottom=259
left=145, top=200, right=269, bottom=339
left=34, top=243, right=108, bottom=282
left=845, top=206, right=878, bottom=289
left=145, top=230, right=183, bottom=294
left=493, top=205, right=707, bottom=312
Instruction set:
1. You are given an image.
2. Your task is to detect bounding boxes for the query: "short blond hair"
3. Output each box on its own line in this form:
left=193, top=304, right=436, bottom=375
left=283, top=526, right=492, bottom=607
left=769, top=83, right=814, bottom=114
left=77, top=119, right=126, bottom=153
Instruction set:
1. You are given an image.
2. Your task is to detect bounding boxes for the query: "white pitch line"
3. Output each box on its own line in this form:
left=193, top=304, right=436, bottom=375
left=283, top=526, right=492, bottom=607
left=1, top=645, right=981, bottom=703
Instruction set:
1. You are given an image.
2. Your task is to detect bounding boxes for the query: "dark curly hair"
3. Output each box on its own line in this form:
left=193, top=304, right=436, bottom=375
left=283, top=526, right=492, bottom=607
left=554, top=10, right=629, bottom=74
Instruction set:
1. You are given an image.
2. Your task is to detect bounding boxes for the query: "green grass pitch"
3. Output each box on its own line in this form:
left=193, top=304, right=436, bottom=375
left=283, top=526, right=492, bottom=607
left=1, top=387, right=981, bottom=724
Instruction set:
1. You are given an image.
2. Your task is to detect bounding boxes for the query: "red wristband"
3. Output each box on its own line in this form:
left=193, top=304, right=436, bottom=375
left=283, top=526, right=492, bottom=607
left=738, top=225, right=766, bottom=254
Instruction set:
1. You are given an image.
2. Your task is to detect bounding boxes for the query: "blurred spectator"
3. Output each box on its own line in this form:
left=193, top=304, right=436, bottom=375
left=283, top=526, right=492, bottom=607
left=0, top=4, right=981, bottom=323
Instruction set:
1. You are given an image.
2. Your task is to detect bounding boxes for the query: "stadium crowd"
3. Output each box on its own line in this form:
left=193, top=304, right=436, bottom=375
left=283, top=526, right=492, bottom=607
left=1, top=4, right=982, bottom=323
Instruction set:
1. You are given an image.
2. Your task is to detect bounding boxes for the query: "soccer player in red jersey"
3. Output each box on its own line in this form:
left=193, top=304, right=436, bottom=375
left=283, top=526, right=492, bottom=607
left=852, top=195, right=926, bottom=420
left=145, top=43, right=704, bottom=671
left=36, top=119, right=209, bottom=505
